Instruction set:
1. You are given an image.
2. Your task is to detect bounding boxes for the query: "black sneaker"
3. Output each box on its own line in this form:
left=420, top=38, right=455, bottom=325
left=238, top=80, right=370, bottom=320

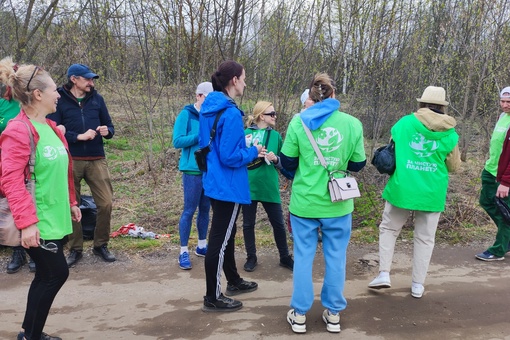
left=66, top=249, right=83, bottom=267
left=93, top=245, right=116, bottom=262
left=225, top=279, right=258, bottom=296
left=28, top=258, right=36, bottom=273
left=243, top=255, right=257, bottom=272
left=7, top=248, right=27, bottom=274
left=202, top=294, right=243, bottom=312
left=279, top=255, right=294, bottom=271
left=17, top=331, right=62, bottom=340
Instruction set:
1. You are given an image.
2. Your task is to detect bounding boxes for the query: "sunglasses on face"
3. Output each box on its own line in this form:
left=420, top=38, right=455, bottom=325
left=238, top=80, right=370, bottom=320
left=39, top=238, right=58, bottom=253
left=263, top=111, right=277, bottom=118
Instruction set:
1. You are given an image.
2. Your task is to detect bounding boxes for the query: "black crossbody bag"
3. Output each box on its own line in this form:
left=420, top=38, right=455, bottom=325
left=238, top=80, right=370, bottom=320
left=194, top=110, right=225, bottom=172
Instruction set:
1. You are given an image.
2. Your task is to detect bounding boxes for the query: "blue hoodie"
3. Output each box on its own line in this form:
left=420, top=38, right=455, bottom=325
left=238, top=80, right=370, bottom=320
left=199, top=91, right=259, bottom=204
left=300, top=98, right=340, bottom=130
left=173, top=104, right=201, bottom=173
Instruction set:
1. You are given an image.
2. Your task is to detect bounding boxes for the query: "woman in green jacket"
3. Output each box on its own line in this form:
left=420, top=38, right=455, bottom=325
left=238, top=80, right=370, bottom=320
left=242, top=101, right=293, bottom=272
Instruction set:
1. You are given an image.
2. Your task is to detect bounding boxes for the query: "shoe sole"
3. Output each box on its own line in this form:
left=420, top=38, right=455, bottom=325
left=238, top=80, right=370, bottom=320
left=475, top=255, right=504, bottom=261
left=287, top=316, right=306, bottom=333
left=411, top=292, right=423, bottom=298
left=194, top=251, right=206, bottom=257
left=368, top=283, right=391, bottom=289
left=322, top=315, right=341, bottom=333
left=224, top=286, right=258, bottom=296
left=179, top=265, right=192, bottom=270
left=202, top=304, right=242, bottom=312
left=243, top=264, right=257, bottom=272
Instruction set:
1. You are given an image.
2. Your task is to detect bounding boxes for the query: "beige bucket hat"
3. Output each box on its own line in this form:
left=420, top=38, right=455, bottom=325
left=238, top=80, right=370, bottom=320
left=416, top=86, right=449, bottom=106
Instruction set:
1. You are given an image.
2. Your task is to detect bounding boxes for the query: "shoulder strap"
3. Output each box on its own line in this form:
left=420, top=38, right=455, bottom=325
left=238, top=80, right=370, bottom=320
left=11, top=120, right=36, bottom=178
left=301, top=119, right=328, bottom=170
left=263, top=129, right=271, bottom=148
left=208, top=108, right=226, bottom=145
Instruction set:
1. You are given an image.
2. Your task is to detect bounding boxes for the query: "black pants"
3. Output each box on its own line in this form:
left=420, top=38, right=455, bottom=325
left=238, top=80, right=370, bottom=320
left=242, top=201, right=289, bottom=258
left=23, top=239, right=69, bottom=340
left=204, top=198, right=242, bottom=299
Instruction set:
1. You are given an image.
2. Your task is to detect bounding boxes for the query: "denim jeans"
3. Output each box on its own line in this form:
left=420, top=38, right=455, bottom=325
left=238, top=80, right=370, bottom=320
left=179, top=173, right=210, bottom=246
left=23, top=239, right=69, bottom=340
left=242, top=201, right=289, bottom=258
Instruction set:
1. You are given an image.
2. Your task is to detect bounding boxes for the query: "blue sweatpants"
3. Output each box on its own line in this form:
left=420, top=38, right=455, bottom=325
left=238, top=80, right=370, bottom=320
left=290, top=213, right=351, bottom=315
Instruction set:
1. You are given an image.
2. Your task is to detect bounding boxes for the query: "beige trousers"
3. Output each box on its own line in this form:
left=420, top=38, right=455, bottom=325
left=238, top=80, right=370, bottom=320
left=378, top=201, right=440, bottom=284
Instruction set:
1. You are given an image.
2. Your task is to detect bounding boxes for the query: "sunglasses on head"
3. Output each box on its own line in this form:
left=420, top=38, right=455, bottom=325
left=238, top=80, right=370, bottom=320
left=26, top=66, right=40, bottom=92
left=263, top=111, right=277, bottom=118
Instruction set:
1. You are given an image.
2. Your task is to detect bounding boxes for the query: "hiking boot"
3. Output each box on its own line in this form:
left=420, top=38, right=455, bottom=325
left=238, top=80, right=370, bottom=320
left=243, top=255, right=257, bottom=272
left=93, top=245, right=116, bottom=262
left=28, top=258, right=36, bottom=273
left=179, top=251, right=192, bottom=270
left=287, top=309, right=306, bottom=333
left=368, top=272, right=391, bottom=289
left=225, top=279, right=258, bottom=296
left=195, top=245, right=207, bottom=257
left=7, top=247, right=27, bottom=274
left=322, top=309, right=341, bottom=333
left=66, top=250, right=83, bottom=267
left=202, top=294, right=242, bottom=312
left=475, top=250, right=504, bottom=262
left=411, top=282, right=425, bottom=299
left=279, top=255, right=294, bottom=271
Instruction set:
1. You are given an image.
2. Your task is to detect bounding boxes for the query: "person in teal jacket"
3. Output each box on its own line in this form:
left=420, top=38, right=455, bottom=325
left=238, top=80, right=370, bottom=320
left=242, top=101, right=293, bottom=272
left=173, top=82, right=213, bottom=270
left=199, top=60, right=265, bottom=313
left=368, top=86, right=461, bottom=299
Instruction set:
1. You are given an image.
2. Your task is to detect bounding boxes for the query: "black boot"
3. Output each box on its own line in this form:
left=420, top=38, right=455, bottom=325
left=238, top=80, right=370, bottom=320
left=7, top=247, right=27, bottom=274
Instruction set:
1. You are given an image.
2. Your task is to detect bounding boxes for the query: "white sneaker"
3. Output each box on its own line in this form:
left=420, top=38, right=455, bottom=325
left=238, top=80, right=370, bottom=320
left=411, top=283, right=424, bottom=298
left=322, top=309, right=341, bottom=333
left=368, top=273, right=391, bottom=289
left=287, top=309, right=306, bottom=333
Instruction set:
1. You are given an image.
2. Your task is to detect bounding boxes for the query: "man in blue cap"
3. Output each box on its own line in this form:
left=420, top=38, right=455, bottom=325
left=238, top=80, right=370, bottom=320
left=49, top=63, right=116, bottom=266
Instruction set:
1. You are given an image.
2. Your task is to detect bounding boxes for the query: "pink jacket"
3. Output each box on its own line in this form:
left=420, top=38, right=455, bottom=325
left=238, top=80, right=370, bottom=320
left=0, top=110, right=78, bottom=230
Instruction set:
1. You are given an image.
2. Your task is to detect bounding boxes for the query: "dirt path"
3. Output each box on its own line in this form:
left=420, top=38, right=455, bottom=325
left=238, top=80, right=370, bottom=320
left=1, top=243, right=509, bottom=340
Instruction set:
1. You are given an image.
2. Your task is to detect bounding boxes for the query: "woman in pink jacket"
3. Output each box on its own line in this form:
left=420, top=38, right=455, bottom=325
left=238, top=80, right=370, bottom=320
left=0, top=63, right=81, bottom=340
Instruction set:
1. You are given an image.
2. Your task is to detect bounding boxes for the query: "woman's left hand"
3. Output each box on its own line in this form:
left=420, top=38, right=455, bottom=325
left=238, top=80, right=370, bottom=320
left=266, top=151, right=277, bottom=163
left=21, top=225, right=40, bottom=249
left=71, top=206, right=82, bottom=222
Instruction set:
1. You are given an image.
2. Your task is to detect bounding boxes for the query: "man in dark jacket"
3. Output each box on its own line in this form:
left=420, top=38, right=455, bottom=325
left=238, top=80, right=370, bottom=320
left=48, top=64, right=115, bottom=267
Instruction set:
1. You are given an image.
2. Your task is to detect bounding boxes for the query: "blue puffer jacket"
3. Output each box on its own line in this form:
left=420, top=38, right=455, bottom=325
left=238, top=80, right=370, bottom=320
left=173, top=104, right=201, bottom=173
left=48, top=85, right=114, bottom=158
left=199, top=91, right=259, bottom=204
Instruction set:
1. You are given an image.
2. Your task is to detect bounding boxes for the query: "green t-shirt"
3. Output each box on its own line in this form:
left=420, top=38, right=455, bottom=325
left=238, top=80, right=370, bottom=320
left=281, top=111, right=365, bottom=218
left=245, top=127, right=283, bottom=203
left=382, top=114, right=458, bottom=212
left=32, top=121, right=72, bottom=240
left=485, top=113, right=510, bottom=176
left=0, top=99, right=21, bottom=133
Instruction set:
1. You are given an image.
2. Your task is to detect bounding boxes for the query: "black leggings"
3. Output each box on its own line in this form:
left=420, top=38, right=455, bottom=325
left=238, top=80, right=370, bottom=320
left=204, top=199, right=242, bottom=299
left=23, top=239, right=69, bottom=340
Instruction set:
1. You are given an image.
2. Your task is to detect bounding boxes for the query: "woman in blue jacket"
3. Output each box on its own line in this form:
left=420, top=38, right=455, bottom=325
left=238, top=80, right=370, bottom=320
left=172, top=82, right=213, bottom=270
left=199, top=60, right=265, bottom=312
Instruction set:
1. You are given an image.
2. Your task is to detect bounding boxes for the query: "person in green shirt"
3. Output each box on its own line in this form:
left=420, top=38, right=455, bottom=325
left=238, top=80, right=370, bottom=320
left=281, top=73, right=366, bottom=334
left=242, top=101, right=293, bottom=272
left=475, top=86, right=510, bottom=261
left=368, top=86, right=460, bottom=299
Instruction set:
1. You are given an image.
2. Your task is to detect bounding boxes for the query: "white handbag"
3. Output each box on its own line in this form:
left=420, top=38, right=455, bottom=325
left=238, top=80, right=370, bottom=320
left=302, top=119, right=361, bottom=202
